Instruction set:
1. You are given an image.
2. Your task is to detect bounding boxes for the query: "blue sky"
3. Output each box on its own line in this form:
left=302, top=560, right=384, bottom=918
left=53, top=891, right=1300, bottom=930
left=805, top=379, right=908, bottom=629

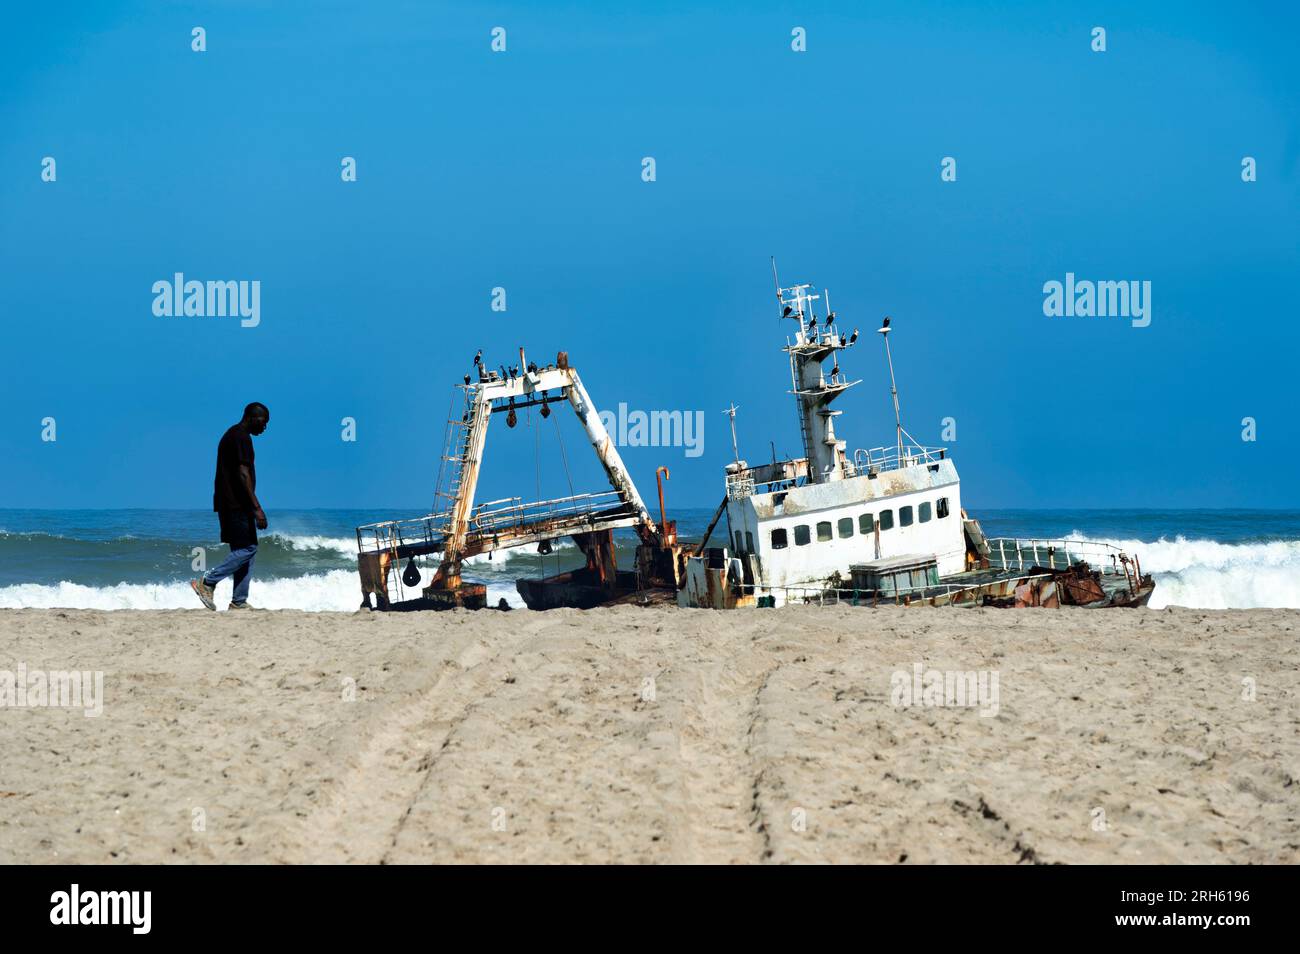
left=2, top=1, right=1297, bottom=510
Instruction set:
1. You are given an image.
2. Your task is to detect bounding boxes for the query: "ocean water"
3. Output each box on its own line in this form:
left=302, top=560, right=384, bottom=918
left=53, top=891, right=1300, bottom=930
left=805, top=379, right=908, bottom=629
left=0, top=508, right=1297, bottom=611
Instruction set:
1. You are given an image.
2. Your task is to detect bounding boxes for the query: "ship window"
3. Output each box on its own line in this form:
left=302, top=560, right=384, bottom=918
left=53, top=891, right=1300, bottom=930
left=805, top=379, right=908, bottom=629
left=878, top=510, right=894, bottom=531
left=838, top=517, right=854, bottom=539
left=937, top=497, right=950, bottom=519
left=919, top=502, right=932, bottom=523
left=900, top=506, right=914, bottom=527
left=859, top=513, right=874, bottom=534
left=816, top=521, right=832, bottom=542
left=771, top=528, right=788, bottom=549
left=746, top=531, right=754, bottom=551
left=735, top=530, right=744, bottom=552
left=794, top=525, right=811, bottom=546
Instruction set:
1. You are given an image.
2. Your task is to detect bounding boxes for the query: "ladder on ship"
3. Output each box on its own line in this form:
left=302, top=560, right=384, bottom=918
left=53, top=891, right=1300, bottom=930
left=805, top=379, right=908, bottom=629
left=433, top=384, right=481, bottom=531
left=795, top=391, right=813, bottom=475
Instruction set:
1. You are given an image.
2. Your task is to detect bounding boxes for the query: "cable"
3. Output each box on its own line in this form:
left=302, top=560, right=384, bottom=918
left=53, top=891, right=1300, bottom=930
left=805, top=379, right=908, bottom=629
left=552, top=410, right=576, bottom=502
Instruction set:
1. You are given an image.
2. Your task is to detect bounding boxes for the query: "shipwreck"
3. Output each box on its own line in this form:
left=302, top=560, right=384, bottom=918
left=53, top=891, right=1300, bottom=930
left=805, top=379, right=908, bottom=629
left=355, top=267, right=1154, bottom=611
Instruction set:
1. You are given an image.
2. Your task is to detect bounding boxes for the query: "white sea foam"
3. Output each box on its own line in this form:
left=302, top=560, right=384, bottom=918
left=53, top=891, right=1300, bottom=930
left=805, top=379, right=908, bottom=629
left=0, top=571, right=525, bottom=611
left=1064, top=533, right=1300, bottom=609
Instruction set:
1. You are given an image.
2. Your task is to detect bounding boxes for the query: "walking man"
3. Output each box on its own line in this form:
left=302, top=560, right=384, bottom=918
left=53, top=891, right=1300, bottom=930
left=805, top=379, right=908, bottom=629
left=191, top=402, right=270, bottom=611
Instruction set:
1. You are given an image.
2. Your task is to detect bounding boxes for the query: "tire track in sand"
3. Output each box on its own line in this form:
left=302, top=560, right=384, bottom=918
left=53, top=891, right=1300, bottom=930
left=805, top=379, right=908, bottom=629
left=282, top=634, right=502, bottom=864
left=651, top=649, right=778, bottom=863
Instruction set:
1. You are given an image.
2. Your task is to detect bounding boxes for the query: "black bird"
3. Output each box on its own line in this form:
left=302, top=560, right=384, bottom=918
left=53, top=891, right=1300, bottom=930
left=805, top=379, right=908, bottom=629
left=882, top=316, right=891, bottom=328
left=527, top=361, right=538, bottom=374
left=839, top=334, right=846, bottom=347
left=464, top=373, right=471, bottom=386
left=849, top=328, right=859, bottom=344
left=783, top=305, right=792, bottom=317
left=499, top=364, right=507, bottom=380
left=473, top=349, right=482, bottom=366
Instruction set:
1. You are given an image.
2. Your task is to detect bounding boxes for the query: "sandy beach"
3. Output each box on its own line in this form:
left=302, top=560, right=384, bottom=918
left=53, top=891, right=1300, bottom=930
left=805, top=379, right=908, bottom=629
left=0, top=605, right=1296, bottom=864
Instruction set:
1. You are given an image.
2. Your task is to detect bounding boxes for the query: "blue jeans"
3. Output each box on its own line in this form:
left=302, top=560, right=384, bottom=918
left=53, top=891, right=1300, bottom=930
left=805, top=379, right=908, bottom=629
left=203, top=544, right=258, bottom=605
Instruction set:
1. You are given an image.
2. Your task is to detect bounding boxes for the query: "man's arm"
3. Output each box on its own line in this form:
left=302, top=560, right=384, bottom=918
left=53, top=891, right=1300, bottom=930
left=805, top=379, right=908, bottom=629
left=239, top=464, right=267, bottom=529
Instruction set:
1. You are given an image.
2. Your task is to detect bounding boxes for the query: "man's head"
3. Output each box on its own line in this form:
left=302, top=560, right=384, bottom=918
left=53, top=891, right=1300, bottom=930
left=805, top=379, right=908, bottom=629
left=242, top=402, right=270, bottom=436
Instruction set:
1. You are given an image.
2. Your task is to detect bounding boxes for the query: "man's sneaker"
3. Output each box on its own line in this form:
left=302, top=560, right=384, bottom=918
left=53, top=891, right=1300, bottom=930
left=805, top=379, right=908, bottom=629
left=190, top=578, right=216, bottom=611
left=227, top=602, right=261, bottom=611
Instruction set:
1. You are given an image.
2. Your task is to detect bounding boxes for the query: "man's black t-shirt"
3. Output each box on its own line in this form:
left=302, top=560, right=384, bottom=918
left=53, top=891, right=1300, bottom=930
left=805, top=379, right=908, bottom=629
left=213, top=424, right=255, bottom=513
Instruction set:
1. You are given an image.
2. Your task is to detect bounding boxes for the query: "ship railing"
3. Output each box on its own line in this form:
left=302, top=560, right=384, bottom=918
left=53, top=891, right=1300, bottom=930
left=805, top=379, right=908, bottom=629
left=354, top=490, right=630, bottom=558
left=355, top=512, right=450, bottom=560
left=761, top=573, right=1056, bottom=607
left=850, top=444, right=947, bottom=476
left=983, top=537, right=1131, bottom=576
left=468, top=491, right=630, bottom=534
left=725, top=472, right=756, bottom=500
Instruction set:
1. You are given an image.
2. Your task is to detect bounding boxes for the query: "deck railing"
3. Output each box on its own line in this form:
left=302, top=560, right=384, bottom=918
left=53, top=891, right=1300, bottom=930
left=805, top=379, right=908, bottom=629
left=356, top=491, right=634, bottom=559
left=725, top=472, right=756, bottom=500
left=725, top=441, right=948, bottom=498
left=849, top=443, right=947, bottom=476
left=983, top=537, right=1129, bottom=575
left=468, top=491, right=631, bottom=534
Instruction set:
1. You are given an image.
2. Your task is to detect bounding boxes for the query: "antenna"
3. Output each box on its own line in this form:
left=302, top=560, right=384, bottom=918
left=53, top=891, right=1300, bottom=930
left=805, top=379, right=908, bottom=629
left=723, top=403, right=741, bottom=462
left=770, top=257, right=782, bottom=317
left=878, top=317, right=904, bottom=462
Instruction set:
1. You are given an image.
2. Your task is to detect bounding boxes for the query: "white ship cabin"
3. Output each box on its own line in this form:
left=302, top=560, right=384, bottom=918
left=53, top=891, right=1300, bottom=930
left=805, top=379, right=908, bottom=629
left=680, top=279, right=967, bottom=608
left=723, top=447, right=965, bottom=593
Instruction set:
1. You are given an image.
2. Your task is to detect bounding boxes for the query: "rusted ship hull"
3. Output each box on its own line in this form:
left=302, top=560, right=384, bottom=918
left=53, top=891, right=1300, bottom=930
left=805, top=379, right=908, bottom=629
left=515, top=569, right=639, bottom=610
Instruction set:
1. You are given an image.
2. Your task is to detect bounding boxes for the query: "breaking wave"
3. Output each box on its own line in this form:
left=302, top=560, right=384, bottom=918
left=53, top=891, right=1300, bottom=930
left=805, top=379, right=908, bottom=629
left=1064, top=533, right=1300, bottom=609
